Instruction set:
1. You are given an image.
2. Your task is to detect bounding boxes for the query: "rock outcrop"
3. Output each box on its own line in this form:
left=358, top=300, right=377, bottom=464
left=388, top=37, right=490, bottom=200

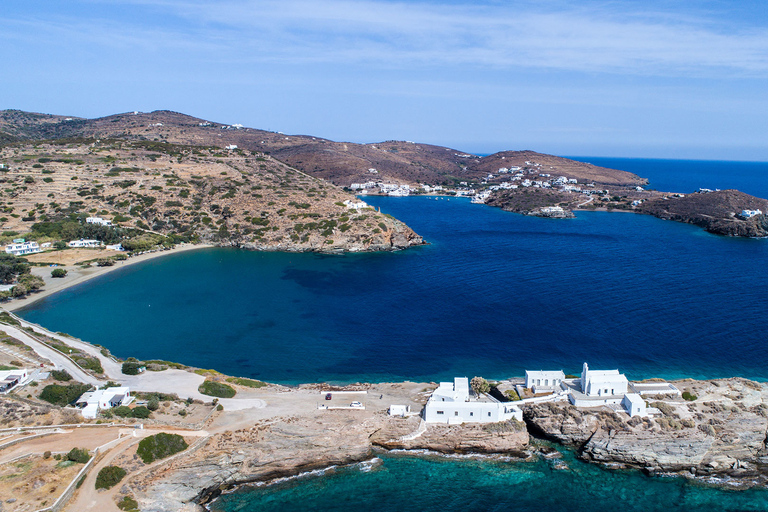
left=524, top=378, right=768, bottom=482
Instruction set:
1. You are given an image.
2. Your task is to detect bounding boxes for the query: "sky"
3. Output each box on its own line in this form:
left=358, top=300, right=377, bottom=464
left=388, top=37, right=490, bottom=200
left=2, top=0, right=767, bottom=160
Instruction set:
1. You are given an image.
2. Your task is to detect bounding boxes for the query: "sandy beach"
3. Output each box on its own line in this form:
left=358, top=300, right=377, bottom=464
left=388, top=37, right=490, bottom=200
left=4, top=243, right=215, bottom=312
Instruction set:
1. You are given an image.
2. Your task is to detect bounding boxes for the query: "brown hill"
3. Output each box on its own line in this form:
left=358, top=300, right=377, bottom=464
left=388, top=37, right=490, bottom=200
left=0, top=138, right=423, bottom=252
left=0, top=110, right=645, bottom=188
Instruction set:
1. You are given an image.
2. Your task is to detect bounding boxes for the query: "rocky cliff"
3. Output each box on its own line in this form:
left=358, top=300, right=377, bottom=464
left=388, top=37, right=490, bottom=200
left=524, top=378, right=768, bottom=483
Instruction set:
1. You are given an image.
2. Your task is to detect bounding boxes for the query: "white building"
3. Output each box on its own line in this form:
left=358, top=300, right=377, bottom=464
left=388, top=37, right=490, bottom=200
left=580, top=363, right=628, bottom=397
left=525, top=370, right=565, bottom=394
left=388, top=405, right=411, bottom=417
left=225, top=144, right=238, bottom=150
left=621, top=393, right=647, bottom=417
left=4, top=241, right=41, bottom=256
left=86, top=217, right=113, bottom=226
left=105, top=243, right=124, bottom=251
left=423, top=377, right=522, bottom=425
left=68, top=239, right=102, bottom=248
left=741, top=209, right=763, bottom=218
left=76, top=386, right=133, bottom=419
left=0, top=368, right=29, bottom=393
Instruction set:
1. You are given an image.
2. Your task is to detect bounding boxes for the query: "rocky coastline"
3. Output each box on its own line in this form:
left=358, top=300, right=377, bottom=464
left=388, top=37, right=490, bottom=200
left=133, top=378, right=768, bottom=511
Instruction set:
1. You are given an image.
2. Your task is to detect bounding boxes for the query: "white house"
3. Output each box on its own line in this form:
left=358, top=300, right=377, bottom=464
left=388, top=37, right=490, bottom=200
left=741, top=209, right=763, bottom=218
left=225, top=144, right=238, bottom=150
left=76, top=386, right=133, bottom=419
left=525, top=370, right=565, bottom=394
left=68, top=239, right=102, bottom=248
left=621, top=393, right=647, bottom=417
left=86, top=217, right=112, bottom=226
left=4, top=241, right=41, bottom=256
left=388, top=405, right=411, bottom=417
left=424, top=377, right=522, bottom=425
left=580, top=363, right=628, bottom=397
left=105, top=244, right=124, bottom=251
left=0, top=368, right=29, bottom=393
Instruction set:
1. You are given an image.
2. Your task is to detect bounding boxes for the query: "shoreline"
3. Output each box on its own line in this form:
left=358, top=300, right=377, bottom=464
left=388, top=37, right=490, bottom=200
left=5, top=243, right=215, bottom=312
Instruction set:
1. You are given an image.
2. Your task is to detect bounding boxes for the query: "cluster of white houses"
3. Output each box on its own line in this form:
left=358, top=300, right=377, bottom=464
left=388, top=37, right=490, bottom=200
left=423, top=377, right=523, bottom=425
left=422, top=362, right=680, bottom=425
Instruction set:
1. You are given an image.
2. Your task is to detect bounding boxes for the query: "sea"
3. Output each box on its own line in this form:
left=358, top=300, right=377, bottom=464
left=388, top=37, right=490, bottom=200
left=17, top=157, right=768, bottom=510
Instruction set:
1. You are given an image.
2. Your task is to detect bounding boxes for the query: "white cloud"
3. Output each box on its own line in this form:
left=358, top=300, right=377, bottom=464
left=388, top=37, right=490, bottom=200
left=4, top=0, right=767, bottom=77
left=102, top=0, right=768, bottom=76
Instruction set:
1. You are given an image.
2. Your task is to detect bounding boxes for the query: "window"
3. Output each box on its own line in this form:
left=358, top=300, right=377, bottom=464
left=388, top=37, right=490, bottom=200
left=470, top=412, right=474, bottom=416
left=488, top=412, right=491, bottom=417
left=437, top=411, right=444, bottom=415
left=454, top=411, right=459, bottom=416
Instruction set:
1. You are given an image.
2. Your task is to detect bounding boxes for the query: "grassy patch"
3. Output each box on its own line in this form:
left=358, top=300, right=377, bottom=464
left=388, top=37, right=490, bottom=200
left=199, top=380, right=236, bottom=398
left=226, top=377, right=266, bottom=389
left=117, top=495, right=139, bottom=511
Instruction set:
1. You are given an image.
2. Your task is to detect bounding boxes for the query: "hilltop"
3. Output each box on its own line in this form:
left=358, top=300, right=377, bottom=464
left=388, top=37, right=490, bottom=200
left=0, top=135, right=423, bottom=253
left=0, top=109, right=646, bottom=189
left=2, top=109, right=768, bottom=238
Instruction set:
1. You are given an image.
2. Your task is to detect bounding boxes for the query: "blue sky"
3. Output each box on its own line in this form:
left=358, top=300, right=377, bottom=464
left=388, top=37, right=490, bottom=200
left=2, top=0, right=767, bottom=160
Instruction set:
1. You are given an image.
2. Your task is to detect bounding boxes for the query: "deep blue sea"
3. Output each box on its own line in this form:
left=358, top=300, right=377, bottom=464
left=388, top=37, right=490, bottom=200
left=17, top=157, right=768, bottom=510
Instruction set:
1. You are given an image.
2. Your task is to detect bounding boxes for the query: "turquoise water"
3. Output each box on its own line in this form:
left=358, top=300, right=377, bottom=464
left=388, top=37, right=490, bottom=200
left=18, top=158, right=768, bottom=384
left=211, top=451, right=768, bottom=512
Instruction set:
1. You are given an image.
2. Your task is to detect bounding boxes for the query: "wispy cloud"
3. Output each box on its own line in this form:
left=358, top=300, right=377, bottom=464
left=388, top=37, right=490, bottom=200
left=2, top=0, right=767, bottom=77
left=63, top=0, right=768, bottom=76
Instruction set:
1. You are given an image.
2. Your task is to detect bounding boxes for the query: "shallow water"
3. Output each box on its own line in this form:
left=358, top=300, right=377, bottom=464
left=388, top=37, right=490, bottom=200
left=210, top=451, right=768, bottom=512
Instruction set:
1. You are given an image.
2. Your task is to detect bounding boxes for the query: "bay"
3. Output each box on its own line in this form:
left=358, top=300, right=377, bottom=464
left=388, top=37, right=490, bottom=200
left=18, top=158, right=768, bottom=384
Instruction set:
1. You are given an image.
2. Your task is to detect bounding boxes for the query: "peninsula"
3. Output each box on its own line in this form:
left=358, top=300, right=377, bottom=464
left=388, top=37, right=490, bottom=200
left=0, top=312, right=766, bottom=512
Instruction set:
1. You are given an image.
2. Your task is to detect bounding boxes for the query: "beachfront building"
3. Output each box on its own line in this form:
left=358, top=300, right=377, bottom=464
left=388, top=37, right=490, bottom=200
left=76, top=386, right=133, bottom=419
left=4, top=241, right=41, bottom=256
left=580, top=363, right=628, bottom=397
left=86, top=217, right=113, bottom=226
left=68, top=239, right=102, bottom=248
left=424, top=377, right=523, bottom=425
left=0, top=368, right=30, bottom=393
left=525, top=370, right=565, bottom=394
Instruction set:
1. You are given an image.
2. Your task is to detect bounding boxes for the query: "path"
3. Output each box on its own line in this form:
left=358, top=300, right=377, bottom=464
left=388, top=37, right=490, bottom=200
left=1, top=312, right=266, bottom=410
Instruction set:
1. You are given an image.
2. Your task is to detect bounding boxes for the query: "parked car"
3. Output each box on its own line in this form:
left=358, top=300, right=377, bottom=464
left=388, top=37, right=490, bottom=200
left=350, top=401, right=364, bottom=408
left=325, top=393, right=332, bottom=400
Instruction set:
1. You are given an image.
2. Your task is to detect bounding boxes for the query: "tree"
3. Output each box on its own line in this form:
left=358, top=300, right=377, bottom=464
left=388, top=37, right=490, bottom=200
left=53, top=241, right=67, bottom=250
left=66, top=447, right=90, bottom=464
left=122, top=361, right=143, bottom=375
left=51, top=268, right=67, bottom=278
left=470, top=376, right=490, bottom=396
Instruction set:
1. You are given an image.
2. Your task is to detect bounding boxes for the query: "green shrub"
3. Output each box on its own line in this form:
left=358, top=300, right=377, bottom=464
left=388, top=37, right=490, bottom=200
left=51, top=268, right=67, bottom=278
left=225, top=377, right=266, bottom=389
left=39, top=383, right=91, bottom=406
left=682, top=391, right=697, bottom=401
left=136, top=433, right=188, bottom=464
left=50, top=369, right=72, bottom=381
left=66, top=447, right=90, bottom=464
left=117, top=495, right=139, bottom=511
left=198, top=380, right=236, bottom=398
left=112, top=405, right=133, bottom=418
left=147, top=398, right=159, bottom=411
left=95, top=466, right=127, bottom=490
left=122, top=361, right=143, bottom=375
left=131, top=406, right=151, bottom=419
